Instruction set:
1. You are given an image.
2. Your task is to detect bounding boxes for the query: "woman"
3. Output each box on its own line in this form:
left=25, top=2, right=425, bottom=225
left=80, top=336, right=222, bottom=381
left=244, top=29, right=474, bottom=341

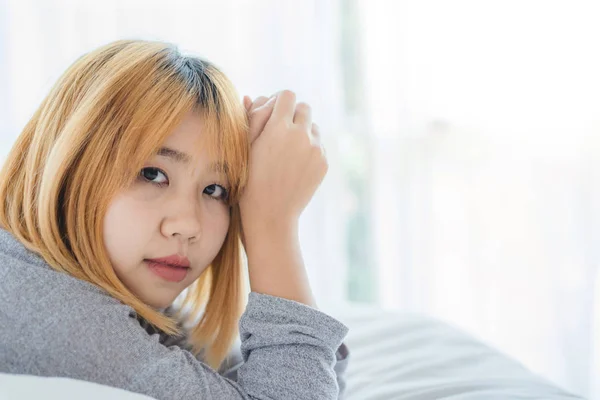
left=0, top=39, right=349, bottom=399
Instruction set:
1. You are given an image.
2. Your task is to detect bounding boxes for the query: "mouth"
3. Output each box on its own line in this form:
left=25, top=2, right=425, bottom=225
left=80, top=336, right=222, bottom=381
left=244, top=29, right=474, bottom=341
left=144, top=259, right=190, bottom=283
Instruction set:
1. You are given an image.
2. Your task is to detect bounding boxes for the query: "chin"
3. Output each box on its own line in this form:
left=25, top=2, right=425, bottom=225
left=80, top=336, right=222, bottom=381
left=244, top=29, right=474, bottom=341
left=141, top=291, right=180, bottom=310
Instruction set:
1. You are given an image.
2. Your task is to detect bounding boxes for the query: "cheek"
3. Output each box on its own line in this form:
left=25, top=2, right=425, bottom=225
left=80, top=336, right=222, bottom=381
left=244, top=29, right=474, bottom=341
left=103, top=194, right=156, bottom=267
left=217, top=206, right=232, bottom=236
left=200, top=207, right=231, bottom=255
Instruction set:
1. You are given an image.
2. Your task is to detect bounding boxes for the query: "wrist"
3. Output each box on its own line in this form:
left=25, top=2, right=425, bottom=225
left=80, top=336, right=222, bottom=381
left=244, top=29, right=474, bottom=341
left=241, top=214, right=299, bottom=242
left=240, top=217, right=317, bottom=308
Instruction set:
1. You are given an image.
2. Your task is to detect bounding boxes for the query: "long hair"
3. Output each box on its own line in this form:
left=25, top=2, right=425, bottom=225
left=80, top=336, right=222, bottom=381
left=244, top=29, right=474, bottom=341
left=0, top=40, right=249, bottom=370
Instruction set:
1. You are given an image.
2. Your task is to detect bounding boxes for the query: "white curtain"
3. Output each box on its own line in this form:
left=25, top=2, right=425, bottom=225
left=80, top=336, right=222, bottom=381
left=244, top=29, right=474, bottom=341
left=1, top=0, right=597, bottom=398
left=358, top=0, right=599, bottom=398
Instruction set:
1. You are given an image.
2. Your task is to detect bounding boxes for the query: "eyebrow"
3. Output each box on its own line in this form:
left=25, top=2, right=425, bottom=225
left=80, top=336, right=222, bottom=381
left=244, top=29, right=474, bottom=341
left=156, top=147, right=228, bottom=173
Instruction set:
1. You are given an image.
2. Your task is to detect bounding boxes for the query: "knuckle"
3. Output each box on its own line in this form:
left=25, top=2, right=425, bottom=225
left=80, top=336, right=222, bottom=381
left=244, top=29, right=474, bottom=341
left=250, top=96, right=268, bottom=108
left=280, top=89, right=296, bottom=101
left=310, top=140, right=324, bottom=156
left=296, top=102, right=311, bottom=111
left=250, top=105, right=269, bottom=117
left=311, top=123, right=320, bottom=135
left=318, top=143, right=328, bottom=161
left=314, top=149, right=329, bottom=174
left=275, top=117, right=291, bottom=131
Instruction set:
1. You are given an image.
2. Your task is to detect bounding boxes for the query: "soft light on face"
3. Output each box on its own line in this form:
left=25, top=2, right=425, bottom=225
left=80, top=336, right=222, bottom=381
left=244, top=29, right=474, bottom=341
left=103, top=110, right=231, bottom=309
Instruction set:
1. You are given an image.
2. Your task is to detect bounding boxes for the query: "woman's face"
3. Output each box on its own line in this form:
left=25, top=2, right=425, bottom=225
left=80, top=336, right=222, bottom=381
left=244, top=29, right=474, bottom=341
left=103, top=110, right=231, bottom=309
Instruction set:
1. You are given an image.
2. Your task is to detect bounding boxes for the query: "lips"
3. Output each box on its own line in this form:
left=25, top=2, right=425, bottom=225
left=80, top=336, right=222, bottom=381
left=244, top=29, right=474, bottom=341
left=146, top=254, right=190, bottom=268
left=145, top=255, right=190, bottom=282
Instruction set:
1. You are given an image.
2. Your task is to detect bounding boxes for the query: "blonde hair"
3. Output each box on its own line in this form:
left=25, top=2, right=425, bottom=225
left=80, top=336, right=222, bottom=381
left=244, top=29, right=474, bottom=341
left=0, top=40, right=250, bottom=370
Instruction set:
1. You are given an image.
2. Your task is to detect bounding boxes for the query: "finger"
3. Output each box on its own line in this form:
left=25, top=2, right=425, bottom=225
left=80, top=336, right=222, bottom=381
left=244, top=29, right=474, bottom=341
left=249, top=96, right=269, bottom=112
left=311, top=123, right=323, bottom=144
left=257, top=94, right=277, bottom=110
left=272, top=90, right=296, bottom=123
left=248, top=97, right=277, bottom=143
left=311, top=122, right=321, bottom=138
left=293, top=102, right=312, bottom=127
left=311, top=123, right=326, bottom=156
left=243, top=95, right=252, bottom=112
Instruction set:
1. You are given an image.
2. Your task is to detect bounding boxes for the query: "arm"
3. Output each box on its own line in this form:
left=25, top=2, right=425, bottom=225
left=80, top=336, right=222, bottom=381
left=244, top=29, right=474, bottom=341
left=218, top=341, right=351, bottom=399
left=243, top=220, right=317, bottom=308
left=57, top=291, right=347, bottom=400
left=239, top=90, right=328, bottom=310
left=333, top=343, right=350, bottom=398
left=233, top=91, right=346, bottom=397
left=158, top=302, right=350, bottom=398
left=157, top=304, right=350, bottom=398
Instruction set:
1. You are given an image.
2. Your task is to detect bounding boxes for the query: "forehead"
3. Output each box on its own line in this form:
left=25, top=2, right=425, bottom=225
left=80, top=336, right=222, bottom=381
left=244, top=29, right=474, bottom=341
left=158, top=110, right=227, bottom=174
left=164, top=110, right=209, bottom=152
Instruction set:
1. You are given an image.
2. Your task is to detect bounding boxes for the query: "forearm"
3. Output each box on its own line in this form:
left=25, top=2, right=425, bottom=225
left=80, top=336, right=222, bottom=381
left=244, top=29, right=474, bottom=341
left=242, top=219, right=317, bottom=309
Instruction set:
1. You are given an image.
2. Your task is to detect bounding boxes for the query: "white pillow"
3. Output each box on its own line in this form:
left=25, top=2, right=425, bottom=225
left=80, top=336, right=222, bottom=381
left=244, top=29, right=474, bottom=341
left=0, top=373, right=156, bottom=400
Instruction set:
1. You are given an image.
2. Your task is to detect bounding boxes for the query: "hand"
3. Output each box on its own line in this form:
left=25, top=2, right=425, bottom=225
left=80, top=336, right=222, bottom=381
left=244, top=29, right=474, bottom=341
left=239, top=90, right=328, bottom=230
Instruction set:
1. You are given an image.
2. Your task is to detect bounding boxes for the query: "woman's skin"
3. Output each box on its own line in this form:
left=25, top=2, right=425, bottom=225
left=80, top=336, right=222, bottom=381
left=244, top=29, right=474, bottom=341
left=104, top=89, right=325, bottom=310
left=240, top=90, right=326, bottom=309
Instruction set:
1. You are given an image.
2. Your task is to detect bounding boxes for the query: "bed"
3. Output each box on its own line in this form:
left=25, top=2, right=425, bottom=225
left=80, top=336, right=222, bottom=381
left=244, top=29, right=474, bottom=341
left=326, top=302, right=583, bottom=399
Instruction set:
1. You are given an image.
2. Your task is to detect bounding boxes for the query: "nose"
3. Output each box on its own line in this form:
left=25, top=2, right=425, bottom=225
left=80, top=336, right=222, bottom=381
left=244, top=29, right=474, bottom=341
left=160, top=195, right=202, bottom=243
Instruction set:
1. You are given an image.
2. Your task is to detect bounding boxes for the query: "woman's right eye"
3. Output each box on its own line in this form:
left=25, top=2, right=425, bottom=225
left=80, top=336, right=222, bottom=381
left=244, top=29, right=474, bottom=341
left=139, top=167, right=169, bottom=186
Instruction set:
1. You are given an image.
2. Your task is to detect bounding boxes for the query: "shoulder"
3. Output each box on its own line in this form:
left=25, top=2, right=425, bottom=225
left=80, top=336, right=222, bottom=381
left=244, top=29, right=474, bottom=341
left=0, top=249, right=127, bottom=324
left=0, top=251, right=144, bottom=372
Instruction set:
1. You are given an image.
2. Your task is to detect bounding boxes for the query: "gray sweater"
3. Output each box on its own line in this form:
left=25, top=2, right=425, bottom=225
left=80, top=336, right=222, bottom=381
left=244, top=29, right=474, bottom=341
left=0, top=229, right=350, bottom=399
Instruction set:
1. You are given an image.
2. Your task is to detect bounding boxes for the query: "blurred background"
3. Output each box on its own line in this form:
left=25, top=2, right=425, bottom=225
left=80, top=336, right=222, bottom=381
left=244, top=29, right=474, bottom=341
left=0, top=0, right=598, bottom=398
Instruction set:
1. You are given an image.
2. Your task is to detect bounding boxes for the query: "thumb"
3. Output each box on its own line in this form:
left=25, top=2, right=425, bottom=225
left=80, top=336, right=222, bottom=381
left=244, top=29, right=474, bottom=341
left=243, top=95, right=252, bottom=112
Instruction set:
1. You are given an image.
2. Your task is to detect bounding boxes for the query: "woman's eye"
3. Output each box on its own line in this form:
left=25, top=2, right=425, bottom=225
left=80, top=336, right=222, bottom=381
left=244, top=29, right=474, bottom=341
left=139, top=167, right=168, bottom=185
left=204, top=184, right=229, bottom=201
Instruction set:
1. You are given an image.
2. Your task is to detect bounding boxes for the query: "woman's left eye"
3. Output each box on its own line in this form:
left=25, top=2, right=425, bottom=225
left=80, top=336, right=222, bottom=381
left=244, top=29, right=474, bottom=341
left=204, top=184, right=229, bottom=201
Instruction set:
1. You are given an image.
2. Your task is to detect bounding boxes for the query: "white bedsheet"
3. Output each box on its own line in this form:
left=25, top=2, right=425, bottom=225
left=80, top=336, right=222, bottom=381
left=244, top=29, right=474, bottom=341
left=324, top=303, right=584, bottom=399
